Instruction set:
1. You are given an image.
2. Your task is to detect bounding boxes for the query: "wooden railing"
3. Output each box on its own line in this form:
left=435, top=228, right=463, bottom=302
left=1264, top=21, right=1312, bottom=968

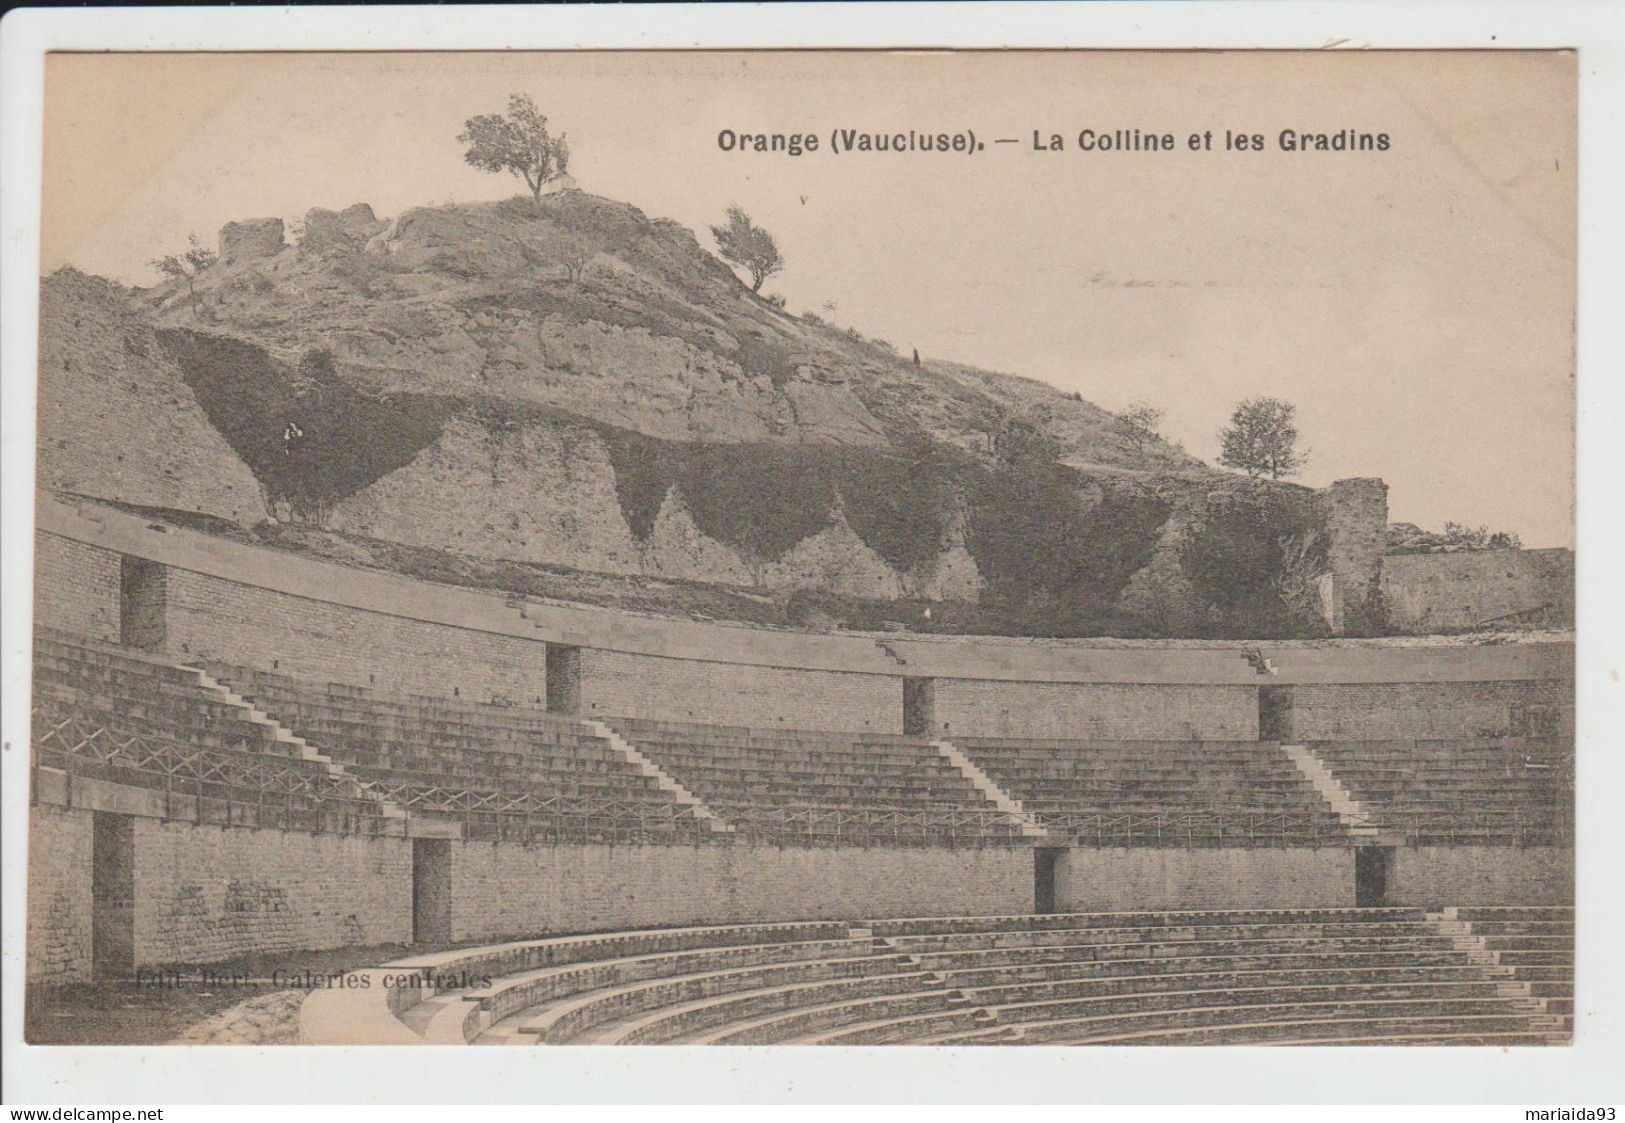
left=1038, top=809, right=1341, bottom=847
left=717, top=805, right=1028, bottom=847
left=31, top=704, right=387, bottom=834
left=1379, top=808, right=1574, bottom=847
left=356, top=780, right=714, bottom=844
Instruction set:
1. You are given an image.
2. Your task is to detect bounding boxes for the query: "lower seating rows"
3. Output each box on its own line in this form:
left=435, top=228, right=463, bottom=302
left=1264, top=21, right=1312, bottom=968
left=1449, top=907, right=1575, bottom=1011
left=343, top=908, right=1572, bottom=1047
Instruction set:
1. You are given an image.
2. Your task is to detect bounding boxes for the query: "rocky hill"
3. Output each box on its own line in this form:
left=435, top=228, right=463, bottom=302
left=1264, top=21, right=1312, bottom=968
left=37, top=190, right=1335, bottom=637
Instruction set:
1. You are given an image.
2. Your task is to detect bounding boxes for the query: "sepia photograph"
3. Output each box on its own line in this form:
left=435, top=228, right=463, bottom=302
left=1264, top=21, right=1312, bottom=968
left=3, top=17, right=1609, bottom=1101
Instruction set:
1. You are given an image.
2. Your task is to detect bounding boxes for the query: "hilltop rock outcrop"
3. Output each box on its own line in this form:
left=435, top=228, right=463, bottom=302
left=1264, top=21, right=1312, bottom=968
left=218, top=218, right=285, bottom=263
left=38, top=189, right=1349, bottom=636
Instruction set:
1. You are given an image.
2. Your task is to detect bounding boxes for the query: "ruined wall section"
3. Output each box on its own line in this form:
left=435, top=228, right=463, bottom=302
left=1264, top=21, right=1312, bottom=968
left=36, top=270, right=265, bottom=524
left=1316, top=478, right=1389, bottom=635
left=1380, top=548, right=1574, bottom=633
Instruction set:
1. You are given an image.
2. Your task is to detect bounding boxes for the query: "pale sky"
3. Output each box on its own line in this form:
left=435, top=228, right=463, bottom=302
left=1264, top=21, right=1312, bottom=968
left=41, top=51, right=1575, bottom=546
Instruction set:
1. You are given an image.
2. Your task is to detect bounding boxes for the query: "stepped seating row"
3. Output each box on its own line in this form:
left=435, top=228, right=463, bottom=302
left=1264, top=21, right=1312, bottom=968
left=331, top=909, right=1568, bottom=1047
left=611, top=718, right=1026, bottom=846
left=31, top=635, right=387, bottom=831
left=954, top=737, right=1344, bottom=845
left=34, top=637, right=294, bottom=757
left=1311, top=739, right=1572, bottom=844
left=31, top=630, right=1574, bottom=852
left=208, top=665, right=718, bottom=843
left=1460, top=908, right=1576, bottom=981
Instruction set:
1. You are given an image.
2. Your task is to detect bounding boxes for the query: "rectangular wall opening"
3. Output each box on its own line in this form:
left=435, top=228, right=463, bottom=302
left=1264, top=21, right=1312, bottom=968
left=545, top=644, right=581, bottom=716
left=1258, top=685, right=1293, bottom=742
left=91, top=812, right=135, bottom=981
left=412, top=838, right=452, bottom=945
left=902, top=677, right=936, bottom=737
left=118, top=556, right=167, bottom=652
left=1354, top=845, right=1394, bottom=908
left=1033, top=848, right=1061, bottom=915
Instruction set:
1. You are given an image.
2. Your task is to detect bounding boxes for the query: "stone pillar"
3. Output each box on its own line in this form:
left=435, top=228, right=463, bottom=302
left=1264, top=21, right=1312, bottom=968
left=1317, top=478, right=1388, bottom=635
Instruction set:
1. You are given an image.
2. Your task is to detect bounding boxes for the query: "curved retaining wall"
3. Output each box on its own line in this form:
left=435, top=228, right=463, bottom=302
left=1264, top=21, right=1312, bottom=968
left=32, top=492, right=1573, bottom=741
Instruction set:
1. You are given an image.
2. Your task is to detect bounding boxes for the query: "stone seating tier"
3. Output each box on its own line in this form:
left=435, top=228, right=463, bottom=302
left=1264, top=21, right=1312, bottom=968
left=313, top=908, right=1573, bottom=1047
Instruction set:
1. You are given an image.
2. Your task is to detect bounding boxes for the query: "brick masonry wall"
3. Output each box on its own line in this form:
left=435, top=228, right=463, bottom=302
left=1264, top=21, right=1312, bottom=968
left=162, top=568, right=551, bottom=705
left=1380, top=549, right=1575, bottom=633
left=1057, top=847, right=1355, bottom=911
left=34, top=532, right=121, bottom=643
left=446, top=842, right=1033, bottom=942
left=1389, top=846, right=1573, bottom=908
left=579, top=649, right=902, bottom=733
left=934, top=680, right=1259, bottom=740
left=132, top=819, right=411, bottom=967
left=27, top=805, right=95, bottom=986
left=1292, top=679, right=1574, bottom=741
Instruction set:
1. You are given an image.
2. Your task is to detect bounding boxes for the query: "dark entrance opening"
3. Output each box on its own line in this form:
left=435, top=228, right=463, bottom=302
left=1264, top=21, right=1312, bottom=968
left=118, top=556, right=167, bottom=651
left=92, top=812, right=136, bottom=980
left=545, top=644, right=582, bottom=716
left=412, top=837, right=452, bottom=945
left=1033, top=848, right=1062, bottom=915
left=1258, top=685, right=1293, bottom=742
left=903, top=678, right=936, bottom=737
left=1355, top=845, right=1393, bottom=908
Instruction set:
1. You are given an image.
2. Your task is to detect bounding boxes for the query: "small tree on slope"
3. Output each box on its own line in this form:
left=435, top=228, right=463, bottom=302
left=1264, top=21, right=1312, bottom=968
left=1217, top=396, right=1308, bottom=480
left=710, top=205, right=785, bottom=293
left=151, top=233, right=217, bottom=320
left=1116, top=401, right=1166, bottom=453
left=458, top=93, right=571, bottom=211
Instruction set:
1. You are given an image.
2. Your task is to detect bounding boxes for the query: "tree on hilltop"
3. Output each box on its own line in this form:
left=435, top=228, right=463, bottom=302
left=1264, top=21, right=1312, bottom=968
left=458, top=93, right=571, bottom=211
left=151, top=233, right=217, bottom=320
left=1218, top=396, right=1308, bottom=480
left=710, top=205, right=784, bottom=293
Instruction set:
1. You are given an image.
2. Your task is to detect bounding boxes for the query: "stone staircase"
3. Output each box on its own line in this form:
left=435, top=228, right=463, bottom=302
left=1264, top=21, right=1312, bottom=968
left=1280, top=743, right=1381, bottom=840
left=584, top=719, right=734, bottom=833
left=1423, top=908, right=1568, bottom=1043
left=186, top=667, right=409, bottom=825
left=932, top=739, right=1049, bottom=839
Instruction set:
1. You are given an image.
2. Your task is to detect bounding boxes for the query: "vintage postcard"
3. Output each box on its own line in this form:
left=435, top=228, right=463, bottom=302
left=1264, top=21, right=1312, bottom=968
left=14, top=43, right=1580, bottom=1064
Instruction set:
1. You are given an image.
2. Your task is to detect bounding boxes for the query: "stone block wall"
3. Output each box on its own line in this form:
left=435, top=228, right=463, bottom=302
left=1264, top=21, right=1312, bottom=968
left=27, top=805, right=95, bottom=987
left=445, top=842, right=1033, bottom=942
left=161, top=568, right=550, bottom=705
left=934, top=680, right=1259, bottom=740
left=1388, top=846, right=1573, bottom=907
left=1380, top=549, right=1575, bottom=633
left=1056, top=847, right=1355, bottom=912
left=131, top=819, right=411, bottom=967
left=1291, top=679, right=1574, bottom=741
left=34, top=532, right=121, bottom=642
left=578, top=649, right=902, bottom=733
